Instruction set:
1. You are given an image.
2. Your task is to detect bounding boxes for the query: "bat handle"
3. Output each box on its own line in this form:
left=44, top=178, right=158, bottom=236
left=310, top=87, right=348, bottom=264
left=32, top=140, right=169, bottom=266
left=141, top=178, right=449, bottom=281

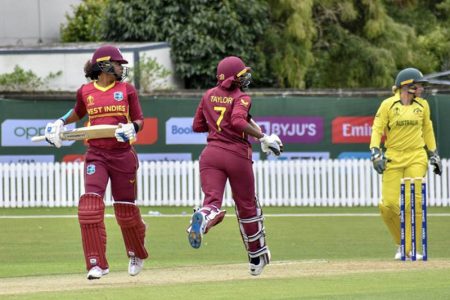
left=31, top=135, right=47, bottom=142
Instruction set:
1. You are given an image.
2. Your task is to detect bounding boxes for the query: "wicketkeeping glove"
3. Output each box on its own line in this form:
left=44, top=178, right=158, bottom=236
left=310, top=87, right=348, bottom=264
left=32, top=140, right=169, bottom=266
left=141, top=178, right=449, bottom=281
left=428, top=150, right=442, bottom=176
left=260, top=134, right=284, bottom=156
left=370, top=147, right=386, bottom=174
left=115, top=123, right=137, bottom=142
left=44, top=119, right=64, bottom=148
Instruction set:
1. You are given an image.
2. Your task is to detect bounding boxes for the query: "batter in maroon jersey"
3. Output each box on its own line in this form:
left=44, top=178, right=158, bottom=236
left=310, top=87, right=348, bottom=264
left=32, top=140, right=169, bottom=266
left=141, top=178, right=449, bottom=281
left=187, top=56, right=283, bottom=276
left=44, top=45, right=148, bottom=280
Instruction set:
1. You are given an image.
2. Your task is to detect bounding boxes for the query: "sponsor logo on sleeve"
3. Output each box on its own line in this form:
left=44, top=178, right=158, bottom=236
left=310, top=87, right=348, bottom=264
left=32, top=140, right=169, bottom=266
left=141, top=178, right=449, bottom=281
left=240, top=99, right=249, bottom=107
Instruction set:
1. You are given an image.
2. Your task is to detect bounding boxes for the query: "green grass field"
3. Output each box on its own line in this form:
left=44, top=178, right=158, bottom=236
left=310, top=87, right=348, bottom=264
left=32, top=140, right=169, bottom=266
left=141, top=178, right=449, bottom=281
left=1, top=206, right=450, bottom=299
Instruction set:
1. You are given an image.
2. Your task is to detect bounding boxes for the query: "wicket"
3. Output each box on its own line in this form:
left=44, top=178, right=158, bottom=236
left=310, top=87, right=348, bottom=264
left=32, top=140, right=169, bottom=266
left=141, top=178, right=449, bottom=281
left=400, top=177, right=427, bottom=261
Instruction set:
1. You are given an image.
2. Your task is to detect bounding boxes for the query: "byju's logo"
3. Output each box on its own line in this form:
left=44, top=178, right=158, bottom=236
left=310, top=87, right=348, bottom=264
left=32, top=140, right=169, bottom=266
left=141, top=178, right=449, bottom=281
left=254, top=116, right=324, bottom=144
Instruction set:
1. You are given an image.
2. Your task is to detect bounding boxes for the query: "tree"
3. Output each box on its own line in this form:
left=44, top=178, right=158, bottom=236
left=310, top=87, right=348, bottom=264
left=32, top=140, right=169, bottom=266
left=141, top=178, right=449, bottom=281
left=102, top=0, right=269, bottom=88
left=60, top=0, right=108, bottom=42
left=306, top=0, right=398, bottom=88
left=60, top=0, right=450, bottom=88
left=257, top=0, right=316, bottom=88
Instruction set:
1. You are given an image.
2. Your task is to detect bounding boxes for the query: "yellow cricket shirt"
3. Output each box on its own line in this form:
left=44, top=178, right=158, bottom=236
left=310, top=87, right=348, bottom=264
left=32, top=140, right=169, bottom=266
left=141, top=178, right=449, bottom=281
left=370, top=92, right=436, bottom=152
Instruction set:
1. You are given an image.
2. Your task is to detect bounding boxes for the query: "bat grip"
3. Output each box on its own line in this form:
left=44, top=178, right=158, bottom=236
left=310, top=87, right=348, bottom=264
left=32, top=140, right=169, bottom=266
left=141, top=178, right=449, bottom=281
left=31, top=136, right=47, bottom=142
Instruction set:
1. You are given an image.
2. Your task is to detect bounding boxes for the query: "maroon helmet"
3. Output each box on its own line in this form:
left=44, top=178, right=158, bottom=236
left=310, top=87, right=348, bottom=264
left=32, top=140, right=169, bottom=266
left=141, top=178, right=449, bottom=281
left=216, top=56, right=251, bottom=89
left=89, top=45, right=129, bottom=81
left=91, top=45, right=128, bottom=64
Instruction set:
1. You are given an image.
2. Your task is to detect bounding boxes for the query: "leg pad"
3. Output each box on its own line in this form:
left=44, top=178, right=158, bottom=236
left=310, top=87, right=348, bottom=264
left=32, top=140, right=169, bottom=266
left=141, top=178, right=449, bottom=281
left=379, top=202, right=401, bottom=246
left=114, top=202, right=148, bottom=259
left=78, top=193, right=108, bottom=270
left=236, top=198, right=269, bottom=261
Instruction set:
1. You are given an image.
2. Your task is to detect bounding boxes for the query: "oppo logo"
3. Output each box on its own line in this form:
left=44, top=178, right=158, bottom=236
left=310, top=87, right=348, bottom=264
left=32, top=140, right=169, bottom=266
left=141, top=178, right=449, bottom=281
left=14, top=126, right=46, bottom=139
left=1, top=119, right=72, bottom=146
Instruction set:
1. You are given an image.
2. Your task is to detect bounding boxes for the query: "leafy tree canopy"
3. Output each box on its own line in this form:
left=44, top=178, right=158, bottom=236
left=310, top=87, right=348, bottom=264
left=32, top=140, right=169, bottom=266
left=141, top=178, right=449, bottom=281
left=101, top=0, right=269, bottom=88
left=60, top=0, right=450, bottom=89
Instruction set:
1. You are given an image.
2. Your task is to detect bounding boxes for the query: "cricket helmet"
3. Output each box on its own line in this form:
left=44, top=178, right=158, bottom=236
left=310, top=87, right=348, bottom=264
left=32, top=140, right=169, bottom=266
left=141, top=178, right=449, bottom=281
left=395, top=68, right=428, bottom=88
left=90, top=45, right=128, bottom=81
left=216, top=56, right=251, bottom=89
left=91, top=45, right=128, bottom=65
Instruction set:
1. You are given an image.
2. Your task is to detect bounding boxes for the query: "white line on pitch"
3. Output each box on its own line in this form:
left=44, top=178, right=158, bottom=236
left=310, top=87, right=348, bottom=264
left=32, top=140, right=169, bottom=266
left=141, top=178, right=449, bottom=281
left=1, top=213, right=450, bottom=219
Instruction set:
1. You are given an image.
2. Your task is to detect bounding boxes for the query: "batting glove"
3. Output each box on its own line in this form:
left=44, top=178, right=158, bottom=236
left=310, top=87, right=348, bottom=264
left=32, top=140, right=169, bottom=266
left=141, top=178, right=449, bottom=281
left=115, top=123, right=137, bottom=142
left=370, top=147, right=387, bottom=174
left=260, top=134, right=284, bottom=156
left=44, top=119, right=64, bottom=148
left=428, top=150, right=442, bottom=176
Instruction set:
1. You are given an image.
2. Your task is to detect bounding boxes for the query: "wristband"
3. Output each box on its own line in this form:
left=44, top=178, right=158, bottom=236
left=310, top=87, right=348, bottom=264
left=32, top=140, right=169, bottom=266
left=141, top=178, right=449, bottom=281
left=132, top=122, right=140, bottom=133
left=59, top=109, right=73, bottom=125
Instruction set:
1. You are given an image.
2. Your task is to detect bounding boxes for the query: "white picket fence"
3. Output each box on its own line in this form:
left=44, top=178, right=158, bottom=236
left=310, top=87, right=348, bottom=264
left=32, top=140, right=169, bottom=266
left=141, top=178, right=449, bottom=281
left=0, top=159, right=449, bottom=208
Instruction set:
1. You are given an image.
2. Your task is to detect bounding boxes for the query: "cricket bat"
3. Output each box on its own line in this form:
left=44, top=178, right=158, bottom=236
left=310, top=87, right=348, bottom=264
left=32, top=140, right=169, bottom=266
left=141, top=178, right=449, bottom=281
left=31, top=125, right=119, bottom=142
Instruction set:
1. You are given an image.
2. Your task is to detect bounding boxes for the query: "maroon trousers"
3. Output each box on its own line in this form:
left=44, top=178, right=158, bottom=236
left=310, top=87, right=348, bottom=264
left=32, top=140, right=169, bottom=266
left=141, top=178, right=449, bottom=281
left=84, top=146, right=139, bottom=201
left=79, top=146, right=148, bottom=271
left=200, top=145, right=257, bottom=219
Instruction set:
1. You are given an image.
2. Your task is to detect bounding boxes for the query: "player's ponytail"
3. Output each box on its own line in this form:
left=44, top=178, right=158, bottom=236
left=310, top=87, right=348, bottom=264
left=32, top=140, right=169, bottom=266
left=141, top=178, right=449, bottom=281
left=84, top=60, right=101, bottom=80
left=391, top=85, right=397, bottom=94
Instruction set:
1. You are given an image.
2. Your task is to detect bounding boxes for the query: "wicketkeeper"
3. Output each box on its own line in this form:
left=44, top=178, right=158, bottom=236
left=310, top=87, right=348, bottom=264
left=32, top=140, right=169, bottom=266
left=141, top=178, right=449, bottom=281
left=44, top=45, right=148, bottom=279
left=187, top=56, right=283, bottom=276
left=370, top=67, right=441, bottom=260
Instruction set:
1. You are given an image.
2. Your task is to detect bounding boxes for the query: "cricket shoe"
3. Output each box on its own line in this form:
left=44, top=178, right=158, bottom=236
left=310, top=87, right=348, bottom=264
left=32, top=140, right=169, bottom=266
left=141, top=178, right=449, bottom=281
left=87, top=266, right=109, bottom=280
left=394, top=246, right=401, bottom=260
left=408, top=251, right=423, bottom=261
left=188, top=211, right=205, bottom=249
left=128, top=256, right=144, bottom=276
left=127, top=222, right=148, bottom=276
left=249, top=251, right=271, bottom=276
left=394, top=247, right=424, bottom=261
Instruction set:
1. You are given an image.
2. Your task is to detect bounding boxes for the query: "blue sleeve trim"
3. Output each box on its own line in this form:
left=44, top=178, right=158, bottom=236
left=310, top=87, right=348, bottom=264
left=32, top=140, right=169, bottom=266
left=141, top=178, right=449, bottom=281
left=59, top=109, right=73, bottom=124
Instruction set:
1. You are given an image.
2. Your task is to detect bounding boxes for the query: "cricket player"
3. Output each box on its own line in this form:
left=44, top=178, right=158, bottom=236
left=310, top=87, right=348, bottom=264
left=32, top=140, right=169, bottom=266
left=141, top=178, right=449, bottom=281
left=187, top=56, right=283, bottom=276
left=370, top=67, right=441, bottom=260
left=44, top=45, right=148, bottom=279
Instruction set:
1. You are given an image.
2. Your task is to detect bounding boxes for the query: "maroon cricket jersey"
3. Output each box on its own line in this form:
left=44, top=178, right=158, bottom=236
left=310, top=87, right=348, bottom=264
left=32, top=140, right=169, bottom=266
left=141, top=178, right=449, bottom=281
left=74, top=81, right=144, bottom=150
left=193, top=85, right=252, bottom=159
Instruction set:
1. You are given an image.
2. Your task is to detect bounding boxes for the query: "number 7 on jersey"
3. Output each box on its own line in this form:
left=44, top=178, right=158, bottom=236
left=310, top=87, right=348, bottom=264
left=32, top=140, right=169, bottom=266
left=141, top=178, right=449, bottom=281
left=213, top=106, right=226, bottom=131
